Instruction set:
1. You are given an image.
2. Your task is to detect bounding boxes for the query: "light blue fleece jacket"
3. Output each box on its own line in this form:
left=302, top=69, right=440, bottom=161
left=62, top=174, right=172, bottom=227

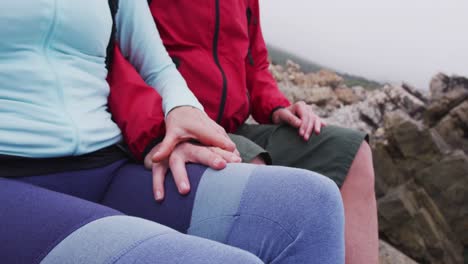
left=0, top=0, right=202, bottom=158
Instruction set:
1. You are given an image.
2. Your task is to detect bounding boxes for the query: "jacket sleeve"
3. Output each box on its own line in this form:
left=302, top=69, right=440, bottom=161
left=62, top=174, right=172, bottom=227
left=108, top=45, right=165, bottom=161
left=246, top=0, right=291, bottom=124
left=115, top=0, right=203, bottom=115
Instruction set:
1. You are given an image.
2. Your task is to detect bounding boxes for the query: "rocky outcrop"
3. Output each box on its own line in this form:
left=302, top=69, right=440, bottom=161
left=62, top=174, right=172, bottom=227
left=379, top=240, right=419, bottom=264
left=426, top=73, right=468, bottom=155
left=269, top=63, right=468, bottom=263
left=425, top=73, right=468, bottom=125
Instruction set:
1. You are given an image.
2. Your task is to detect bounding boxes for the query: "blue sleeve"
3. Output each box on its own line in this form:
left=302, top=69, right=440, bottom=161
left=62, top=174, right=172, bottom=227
left=115, top=0, right=203, bottom=116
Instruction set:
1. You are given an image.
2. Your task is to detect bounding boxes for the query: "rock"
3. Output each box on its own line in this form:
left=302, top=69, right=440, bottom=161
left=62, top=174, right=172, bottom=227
left=325, top=84, right=427, bottom=135
left=378, top=182, right=463, bottom=263
left=373, top=142, right=406, bottom=198
left=286, top=60, right=301, bottom=73
left=269, top=64, right=285, bottom=82
left=324, top=105, right=373, bottom=135
left=313, top=70, right=344, bottom=88
left=305, top=86, right=337, bottom=106
left=402, top=82, right=429, bottom=104
left=383, top=111, right=444, bottom=161
left=351, top=85, right=367, bottom=100
left=335, top=86, right=360, bottom=105
left=383, top=85, right=427, bottom=119
left=379, top=240, right=419, bottom=264
left=415, top=150, right=468, bottom=244
left=278, top=83, right=340, bottom=107
left=271, top=62, right=344, bottom=91
left=271, top=59, right=468, bottom=263
left=434, top=101, right=468, bottom=154
left=426, top=73, right=468, bottom=125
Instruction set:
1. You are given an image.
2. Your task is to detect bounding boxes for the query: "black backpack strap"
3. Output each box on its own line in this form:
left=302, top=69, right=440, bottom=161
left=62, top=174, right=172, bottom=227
left=106, top=0, right=119, bottom=71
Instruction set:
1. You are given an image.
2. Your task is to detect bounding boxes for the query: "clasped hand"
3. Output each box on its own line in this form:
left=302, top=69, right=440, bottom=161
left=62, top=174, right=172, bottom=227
left=144, top=106, right=241, bottom=201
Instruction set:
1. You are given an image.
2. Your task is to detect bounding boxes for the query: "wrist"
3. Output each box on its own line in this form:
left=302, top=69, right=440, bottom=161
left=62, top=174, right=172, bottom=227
left=270, top=106, right=284, bottom=124
left=270, top=106, right=285, bottom=124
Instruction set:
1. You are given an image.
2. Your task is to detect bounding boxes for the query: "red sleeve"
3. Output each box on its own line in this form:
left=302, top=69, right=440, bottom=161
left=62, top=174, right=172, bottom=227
left=246, top=0, right=291, bottom=124
left=107, top=45, right=165, bottom=161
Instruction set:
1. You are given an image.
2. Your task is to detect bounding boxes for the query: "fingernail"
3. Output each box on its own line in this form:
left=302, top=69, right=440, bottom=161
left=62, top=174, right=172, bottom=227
left=181, top=182, right=189, bottom=192
left=155, top=191, right=163, bottom=200
left=214, top=158, right=223, bottom=166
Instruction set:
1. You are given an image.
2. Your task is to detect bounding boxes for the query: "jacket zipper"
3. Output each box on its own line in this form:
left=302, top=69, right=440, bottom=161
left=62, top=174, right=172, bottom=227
left=213, top=0, right=228, bottom=124
left=246, top=7, right=255, bottom=66
left=43, top=0, right=80, bottom=154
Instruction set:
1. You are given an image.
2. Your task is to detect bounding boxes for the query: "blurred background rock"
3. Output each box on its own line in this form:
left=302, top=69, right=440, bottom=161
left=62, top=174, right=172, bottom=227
left=256, top=1, right=467, bottom=261
left=248, top=58, right=468, bottom=263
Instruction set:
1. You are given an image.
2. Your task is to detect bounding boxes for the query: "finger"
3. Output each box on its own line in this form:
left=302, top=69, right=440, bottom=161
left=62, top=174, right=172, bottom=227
left=184, top=145, right=227, bottom=170
left=314, top=117, right=323, bottom=134
left=144, top=152, right=153, bottom=169
left=168, top=155, right=191, bottom=195
left=299, top=113, right=310, bottom=137
left=152, top=162, right=168, bottom=202
left=196, top=119, right=235, bottom=149
left=209, top=147, right=242, bottom=163
left=234, top=148, right=241, bottom=157
left=190, top=126, right=236, bottom=152
left=304, top=114, right=316, bottom=140
left=302, top=107, right=316, bottom=139
left=279, top=110, right=302, bottom=128
left=152, top=133, right=178, bottom=163
left=294, top=103, right=310, bottom=136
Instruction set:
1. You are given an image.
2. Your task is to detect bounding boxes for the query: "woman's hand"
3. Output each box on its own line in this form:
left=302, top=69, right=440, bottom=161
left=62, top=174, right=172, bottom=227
left=151, top=106, right=237, bottom=163
left=272, top=101, right=327, bottom=141
left=145, top=142, right=241, bottom=202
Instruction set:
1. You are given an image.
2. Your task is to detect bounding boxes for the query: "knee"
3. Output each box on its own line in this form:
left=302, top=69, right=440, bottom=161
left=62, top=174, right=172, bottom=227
left=290, top=170, right=344, bottom=222
left=245, top=166, right=344, bottom=235
left=188, top=164, right=345, bottom=262
left=220, top=248, right=264, bottom=264
left=241, top=167, right=345, bottom=261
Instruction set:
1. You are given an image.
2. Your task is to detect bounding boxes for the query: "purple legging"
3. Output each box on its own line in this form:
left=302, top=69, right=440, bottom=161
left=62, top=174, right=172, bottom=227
left=0, top=159, right=345, bottom=263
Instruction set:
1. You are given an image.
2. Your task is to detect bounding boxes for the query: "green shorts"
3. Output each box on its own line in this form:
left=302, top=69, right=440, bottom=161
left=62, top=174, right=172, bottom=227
left=229, top=124, right=367, bottom=188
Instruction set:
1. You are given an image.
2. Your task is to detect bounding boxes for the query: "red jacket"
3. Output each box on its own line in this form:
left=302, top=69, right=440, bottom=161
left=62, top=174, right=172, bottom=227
left=108, top=0, right=291, bottom=160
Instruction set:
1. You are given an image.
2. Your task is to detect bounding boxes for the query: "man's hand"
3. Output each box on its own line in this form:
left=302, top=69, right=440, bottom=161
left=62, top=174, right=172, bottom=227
left=151, top=106, right=236, bottom=163
left=272, top=101, right=326, bottom=141
left=145, top=142, right=241, bottom=202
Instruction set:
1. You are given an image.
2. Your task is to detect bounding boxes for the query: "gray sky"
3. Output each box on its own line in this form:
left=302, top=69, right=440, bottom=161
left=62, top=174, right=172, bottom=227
left=260, top=0, right=468, bottom=89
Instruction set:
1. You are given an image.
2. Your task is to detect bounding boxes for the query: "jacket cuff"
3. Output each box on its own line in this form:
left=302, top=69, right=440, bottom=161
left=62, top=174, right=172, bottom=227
left=269, top=106, right=286, bottom=123
left=254, top=99, right=290, bottom=124
left=142, top=136, right=164, bottom=160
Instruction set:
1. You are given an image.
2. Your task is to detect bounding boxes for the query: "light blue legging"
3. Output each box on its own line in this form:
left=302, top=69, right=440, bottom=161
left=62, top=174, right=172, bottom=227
left=1, top=162, right=344, bottom=263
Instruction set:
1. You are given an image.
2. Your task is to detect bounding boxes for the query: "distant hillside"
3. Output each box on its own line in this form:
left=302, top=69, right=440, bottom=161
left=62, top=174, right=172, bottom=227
left=267, top=45, right=382, bottom=90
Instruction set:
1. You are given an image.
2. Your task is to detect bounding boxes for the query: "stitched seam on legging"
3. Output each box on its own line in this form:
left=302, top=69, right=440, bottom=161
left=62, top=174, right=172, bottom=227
left=222, top=166, right=255, bottom=244
left=107, top=232, right=174, bottom=264
left=98, top=160, right=130, bottom=204
left=34, top=213, right=118, bottom=264
left=269, top=232, right=301, bottom=263
left=225, top=166, right=296, bottom=245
